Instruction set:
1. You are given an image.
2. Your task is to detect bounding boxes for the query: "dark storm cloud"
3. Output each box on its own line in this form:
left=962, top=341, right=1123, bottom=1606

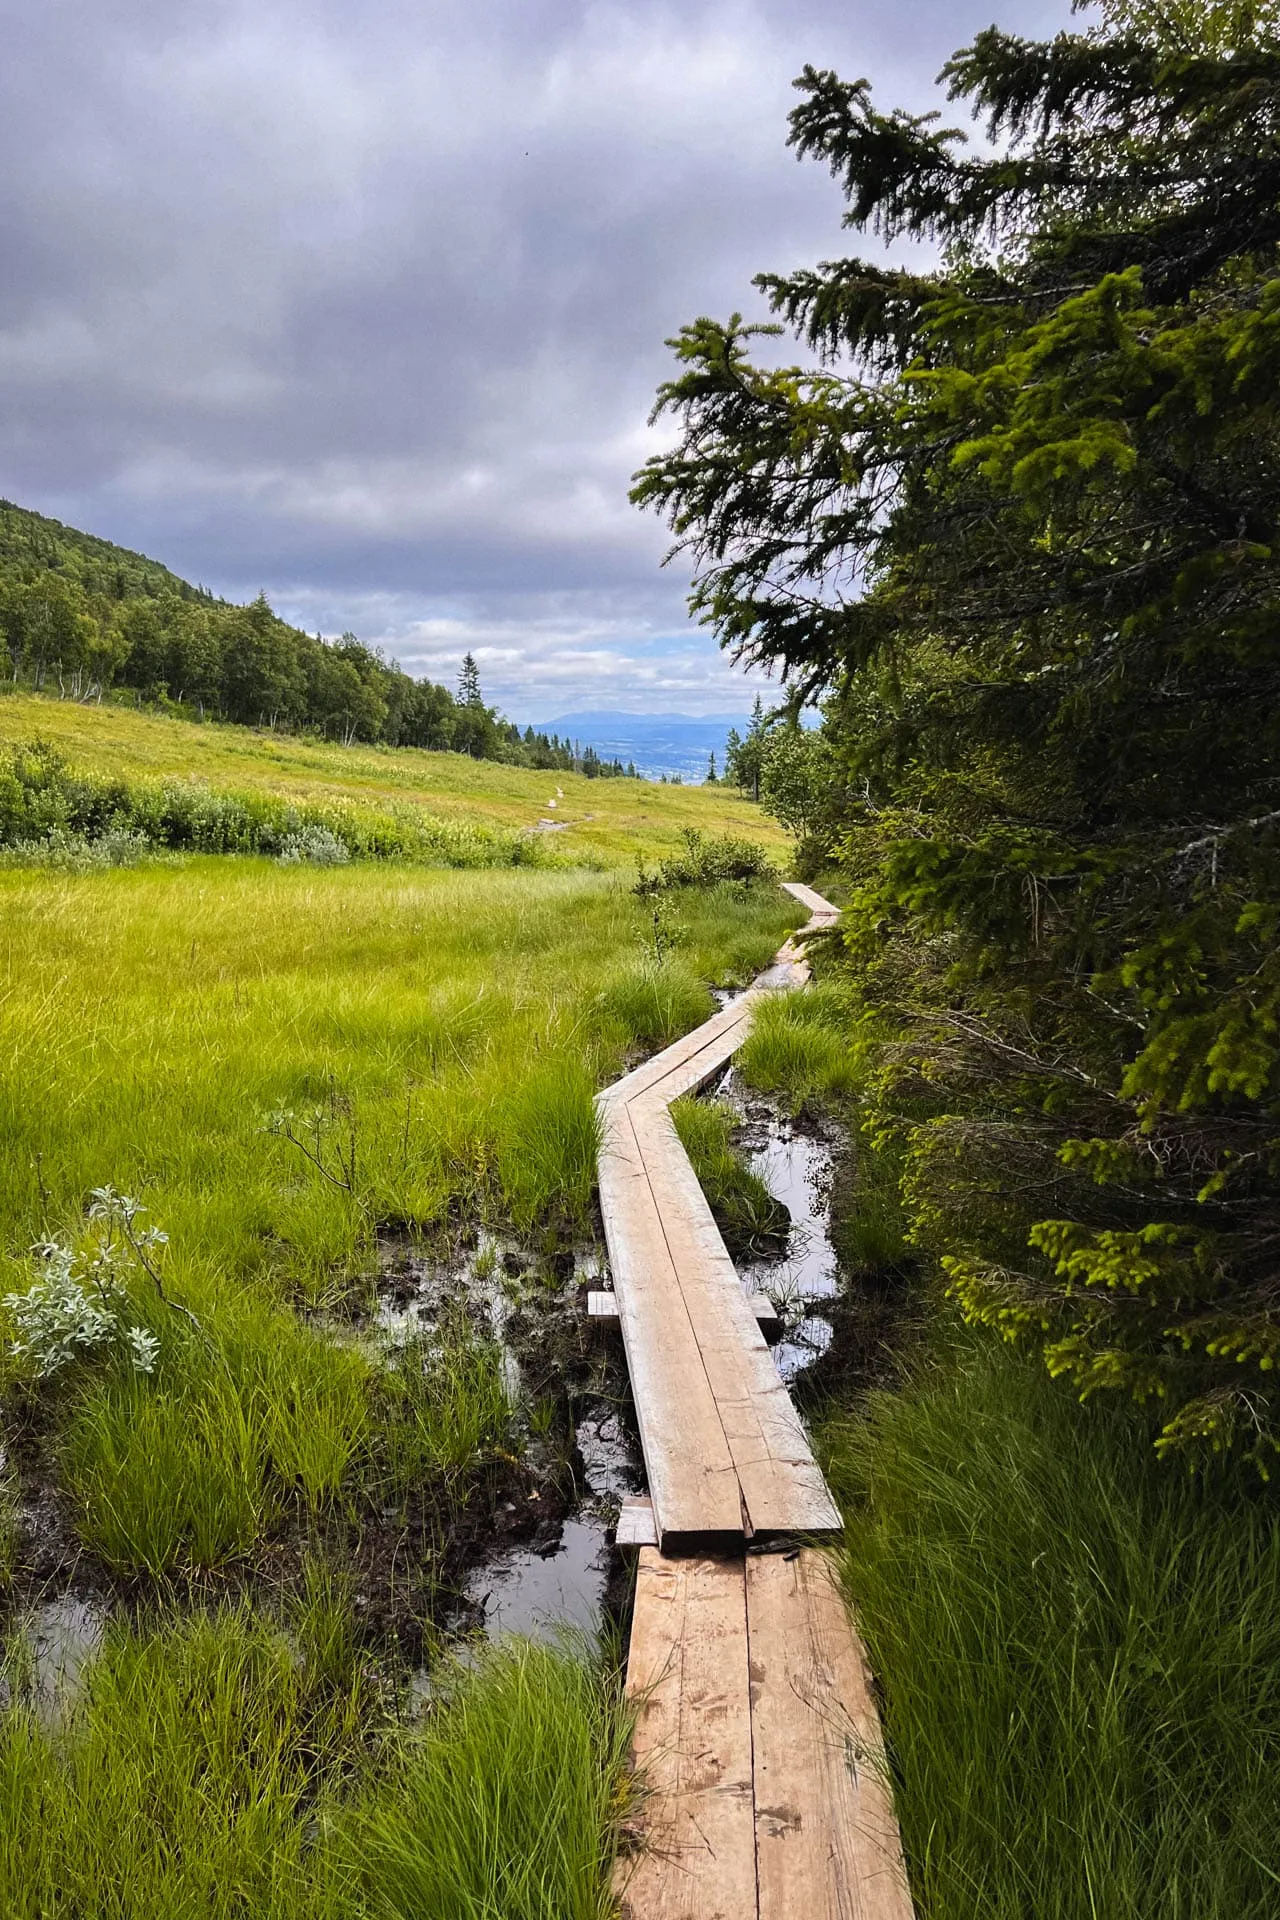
left=0, top=0, right=1072, bottom=713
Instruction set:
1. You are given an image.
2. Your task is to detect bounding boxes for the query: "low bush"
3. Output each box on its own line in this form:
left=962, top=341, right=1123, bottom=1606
left=0, top=738, right=538, bottom=870
left=636, top=826, right=774, bottom=891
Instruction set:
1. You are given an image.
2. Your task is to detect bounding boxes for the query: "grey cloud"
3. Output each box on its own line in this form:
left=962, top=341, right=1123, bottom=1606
left=1, top=0, right=1073, bottom=714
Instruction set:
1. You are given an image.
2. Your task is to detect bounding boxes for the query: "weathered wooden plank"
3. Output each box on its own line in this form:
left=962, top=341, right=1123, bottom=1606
left=616, top=1550, right=758, bottom=1920
left=748, top=1550, right=914, bottom=1920
left=617, top=1497, right=659, bottom=1548
left=598, top=1097, right=743, bottom=1544
left=600, top=998, right=755, bottom=1111
left=591, top=1289, right=780, bottom=1332
left=780, top=881, right=842, bottom=924
left=630, top=1098, right=842, bottom=1538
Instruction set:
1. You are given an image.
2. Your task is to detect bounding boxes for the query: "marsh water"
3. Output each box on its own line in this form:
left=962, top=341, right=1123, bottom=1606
left=3, top=1090, right=847, bottom=1704
left=439, top=1081, right=848, bottom=1647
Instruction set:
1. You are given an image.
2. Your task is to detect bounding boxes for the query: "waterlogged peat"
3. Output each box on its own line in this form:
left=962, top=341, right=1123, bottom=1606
left=719, top=1067, right=847, bottom=1381
left=374, top=1229, right=639, bottom=1646
left=0, top=1593, right=106, bottom=1720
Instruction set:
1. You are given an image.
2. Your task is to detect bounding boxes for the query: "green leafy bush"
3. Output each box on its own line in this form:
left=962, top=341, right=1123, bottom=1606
left=636, top=826, right=773, bottom=891
left=0, top=738, right=538, bottom=870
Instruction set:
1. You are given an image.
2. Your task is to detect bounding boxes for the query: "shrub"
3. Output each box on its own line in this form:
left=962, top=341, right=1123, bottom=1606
left=2, top=1190, right=168, bottom=1382
left=276, top=826, right=352, bottom=866
left=636, top=827, right=774, bottom=891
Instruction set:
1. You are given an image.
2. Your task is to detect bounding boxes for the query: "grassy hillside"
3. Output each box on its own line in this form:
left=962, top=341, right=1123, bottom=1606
left=0, top=689, right=786, bottom=866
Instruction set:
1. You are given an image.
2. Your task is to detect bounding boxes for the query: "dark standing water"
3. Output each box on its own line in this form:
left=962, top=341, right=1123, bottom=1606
left=462, top=1407, right=641, bottom=1640
left=0, top=1592, right=106, bottom=1719
left=422, top=1075, right=845, bottom=1647
left=724, top=1067, right=845, bottom=1381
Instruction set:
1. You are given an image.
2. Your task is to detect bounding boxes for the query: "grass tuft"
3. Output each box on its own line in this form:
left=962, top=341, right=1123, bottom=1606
left=337, top=1636, right=633, bottom=1920
left=737, top=983, right=859, bottom=1108
left=670, top=1096, right=788, bottom=1257
left=61, top=1367, right=273, bottom=1575
left=823, top=1334, right=1280, bottom=1920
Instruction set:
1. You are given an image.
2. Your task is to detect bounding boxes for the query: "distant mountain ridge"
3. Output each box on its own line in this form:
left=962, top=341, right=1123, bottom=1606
left=527, top=709, right=750, bottom=781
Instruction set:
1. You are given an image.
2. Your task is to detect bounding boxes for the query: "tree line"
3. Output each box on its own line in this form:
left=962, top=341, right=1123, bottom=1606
left=0, top=503, right=636, bottom=778
left=638, top=0, right=1280, bottom=1467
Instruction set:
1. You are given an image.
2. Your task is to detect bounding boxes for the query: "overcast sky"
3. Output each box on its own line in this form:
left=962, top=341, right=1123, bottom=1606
left=0, top=0, right=1073, bottom=719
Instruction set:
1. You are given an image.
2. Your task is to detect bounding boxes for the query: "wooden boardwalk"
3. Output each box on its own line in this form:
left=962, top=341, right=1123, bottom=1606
left=597, top=884, right=915, bottom=1919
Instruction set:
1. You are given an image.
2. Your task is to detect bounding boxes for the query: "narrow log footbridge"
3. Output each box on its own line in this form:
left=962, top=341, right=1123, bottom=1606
left=597, top=883, right=914, bottom=1920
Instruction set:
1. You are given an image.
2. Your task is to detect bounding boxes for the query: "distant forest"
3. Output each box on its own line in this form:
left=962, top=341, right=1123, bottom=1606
left=0, top=502, right=635, bottom=777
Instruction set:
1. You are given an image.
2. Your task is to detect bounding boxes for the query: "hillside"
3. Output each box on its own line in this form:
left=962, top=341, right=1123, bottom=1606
left=0, top=690, right=789, bottom=867
left=0, top=501, right=625, bottom=773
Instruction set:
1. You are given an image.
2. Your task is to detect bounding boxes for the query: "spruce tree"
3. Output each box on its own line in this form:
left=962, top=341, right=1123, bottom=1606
left=634, top=3, right=1280, bottom=1464
left=457, top=652, right=483, bottom=708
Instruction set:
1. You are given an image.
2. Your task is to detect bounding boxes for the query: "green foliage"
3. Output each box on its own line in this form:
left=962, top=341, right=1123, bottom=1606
left=0, top=1602, right=629, bottom=1920
left=495, top=1058, right=602, bottom=1231
left=0, top=738, right=539, bottom=870
left=824, top=1336, right=1280, bottom=1918
left=634, top=5, right=1280, bottom=1462
left=670, top=1096, right=789, bottom=1256
left=334, top=1638, right=634, bottom=1920
left=374, top=1315, right=514, bottom=1501
left=0, top=1605, right=375, bottom=1918
left=62, top=1366, right=275, bottom=1575
left=635, top=825, right=775, bottom=890
left=736, top=985, right=860, bottom=1110
left=597, top=958, right=715, bottom=1046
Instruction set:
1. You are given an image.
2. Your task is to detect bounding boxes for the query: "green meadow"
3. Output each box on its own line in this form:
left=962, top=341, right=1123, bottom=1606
left=2, top=697, right=1277, bottom=1919
left=0, top=697, right=800, bottom=1913
left=0, top=688, right=788, bottom=866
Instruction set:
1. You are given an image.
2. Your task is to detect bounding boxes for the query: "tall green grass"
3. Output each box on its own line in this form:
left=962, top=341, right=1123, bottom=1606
left=0, top=1606, right=630, bottom=1920
left=63, top=1368, right=274, bottom=1575
left=824, top=1336, right=1280, bottom=1919
left=670, top=1096, right=788, bottom=1257
left=0, top=862, right=799, bottom=1570
left=375, top=1315, right=515, bottom=1503
left=0, top=1606, right=369, bottom=1918
left=338, top=1637, right=633, bottom=1920
left=737, top=983, right=859, bottom=1107
left=0, top=688, right=793, bottom=869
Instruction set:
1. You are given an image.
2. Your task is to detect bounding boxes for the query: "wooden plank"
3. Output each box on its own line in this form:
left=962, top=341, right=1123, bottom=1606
left=780, top=881, right=841, bottom=924
left=629, top=1097, right=842, bottom=1538
left=616, top=1550, right=758, bottom=1920
left=748, top=1550, right=914, bottom=1920
left=634, top=1004, right=759, bottom=1108
left=617, top=1497, right=659, bottom=1548
left=600, top=998, right=755, bottom=1111
left=598, top=1097, right=744, bottom=1544
left=591, top=1288, right=779, bottom=1332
